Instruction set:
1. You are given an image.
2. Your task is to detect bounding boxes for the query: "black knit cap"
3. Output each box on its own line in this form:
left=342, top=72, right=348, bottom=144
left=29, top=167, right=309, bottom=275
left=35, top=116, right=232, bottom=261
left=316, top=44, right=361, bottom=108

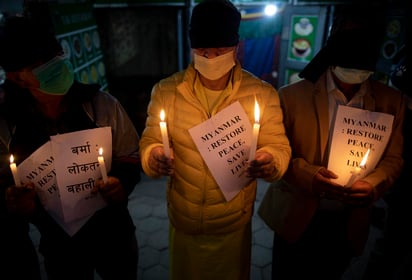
left=189, top=0, right=241, bottom=48
left=299, top=5, right=385, bottom=83
left=0, top=15, right=62, bottom=72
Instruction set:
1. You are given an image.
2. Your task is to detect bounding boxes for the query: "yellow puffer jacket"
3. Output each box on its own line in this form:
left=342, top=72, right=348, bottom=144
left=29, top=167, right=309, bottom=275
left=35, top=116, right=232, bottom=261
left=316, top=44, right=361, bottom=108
left=140, top=62, right=291, bottom=234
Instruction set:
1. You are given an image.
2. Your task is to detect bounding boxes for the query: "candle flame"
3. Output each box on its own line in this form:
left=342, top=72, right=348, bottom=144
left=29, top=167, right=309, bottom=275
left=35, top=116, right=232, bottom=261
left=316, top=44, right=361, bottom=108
left=99, top=147, right=103, bottom=156
left=254, top=100, right=260, bottom=123
left=160, top=110, right=165, bottom=122
left=10, top=154, right=14, bottom=164
left=359, top=148, right=370, bottom=168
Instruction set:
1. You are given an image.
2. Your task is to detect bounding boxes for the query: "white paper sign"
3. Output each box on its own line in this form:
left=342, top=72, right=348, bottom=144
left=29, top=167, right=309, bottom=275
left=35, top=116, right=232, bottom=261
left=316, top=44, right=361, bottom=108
left=18, top=142, right=92, bottom=236
left=327, top=105, right=394, bottom=185
left=189, top=101, right=253, bottom=201
left=51, top=127, right=111, bottom=223
left=18, top=142, right=63, bottom=219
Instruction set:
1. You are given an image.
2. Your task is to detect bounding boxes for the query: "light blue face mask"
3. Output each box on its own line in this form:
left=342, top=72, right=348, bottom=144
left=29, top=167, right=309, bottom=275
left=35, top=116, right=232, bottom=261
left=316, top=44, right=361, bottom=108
left=32, top=55, right=74, bottom=95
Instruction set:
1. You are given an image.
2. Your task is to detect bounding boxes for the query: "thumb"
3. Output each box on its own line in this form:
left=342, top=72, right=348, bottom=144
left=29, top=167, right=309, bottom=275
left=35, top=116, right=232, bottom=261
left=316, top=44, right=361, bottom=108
left=91, top=180, right=101, bottom=194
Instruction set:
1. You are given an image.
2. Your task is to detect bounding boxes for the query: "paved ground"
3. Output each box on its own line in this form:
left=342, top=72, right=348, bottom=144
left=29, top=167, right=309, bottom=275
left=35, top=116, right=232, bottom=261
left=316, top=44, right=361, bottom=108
left=30, top=172, right=384, bottom=279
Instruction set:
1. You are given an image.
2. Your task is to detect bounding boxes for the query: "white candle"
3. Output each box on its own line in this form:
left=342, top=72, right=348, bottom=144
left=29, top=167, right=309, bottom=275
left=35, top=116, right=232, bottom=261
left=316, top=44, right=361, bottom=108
left=9, top=154, right=21, bottom=186
left=249, top=100, right=260, bottom=161
left=98, top=147, right=108, bottom=184
left=159, top=110, right=170, bottom=158
left=346, top=148, right=370, bottom=187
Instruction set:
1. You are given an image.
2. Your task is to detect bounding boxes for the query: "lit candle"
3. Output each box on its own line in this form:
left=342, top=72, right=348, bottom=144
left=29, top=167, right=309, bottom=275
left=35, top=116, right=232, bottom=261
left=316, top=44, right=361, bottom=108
left=249, top=100, right=260, bottom=161
left=159, top=109, right=170, bottom=158
left=346, top=148, right=370, bottom=187
left=98, top=147, right=108, bottom=184
left=9, top=154, right=21, bottom=186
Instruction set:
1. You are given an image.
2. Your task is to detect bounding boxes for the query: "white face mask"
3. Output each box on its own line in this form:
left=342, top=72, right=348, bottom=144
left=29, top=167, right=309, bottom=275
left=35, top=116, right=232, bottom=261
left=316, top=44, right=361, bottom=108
left=194, top=51, right=235, bottom=80
left=332, top=66, right=373, bottom=84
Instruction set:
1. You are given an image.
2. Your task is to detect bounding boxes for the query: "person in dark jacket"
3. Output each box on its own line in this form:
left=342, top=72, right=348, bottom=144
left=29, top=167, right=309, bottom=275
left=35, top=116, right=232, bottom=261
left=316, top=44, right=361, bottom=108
left=0, top=14, right=141, bottom=280
left=258, top=5, right=405, bottom=280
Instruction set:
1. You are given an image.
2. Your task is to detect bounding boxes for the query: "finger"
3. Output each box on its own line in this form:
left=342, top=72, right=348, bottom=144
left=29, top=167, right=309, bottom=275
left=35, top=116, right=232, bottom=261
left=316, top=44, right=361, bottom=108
left=344, top=193, right=372, bottom=205
left=329, top=185, right=347, bottom=196
left=247, top=167, right=270, bottom=178
left=100, top=186, right=116, bottom=197
left=159, top=165, right=172, bottom=176
left=153, top=146, right=171, bottom=161
left=246, top=165, right=260, bottom=177
left=91, top=179, right=103, bottom=194
left=344, top=186, right=370, bottom=195
left=321, top=170, right=338, bottom=179
left=346, top=193, right=371, bottom=200
left=102, top=186, right=125, bottom=203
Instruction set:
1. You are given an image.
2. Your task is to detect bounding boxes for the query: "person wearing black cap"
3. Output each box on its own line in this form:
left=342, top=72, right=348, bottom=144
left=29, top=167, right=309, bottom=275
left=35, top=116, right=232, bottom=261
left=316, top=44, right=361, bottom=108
left=0, top=14, right=141, bottom=280
left=139, top=0, right=291, bottom=279
left=258, top=5, right=405, bottom=280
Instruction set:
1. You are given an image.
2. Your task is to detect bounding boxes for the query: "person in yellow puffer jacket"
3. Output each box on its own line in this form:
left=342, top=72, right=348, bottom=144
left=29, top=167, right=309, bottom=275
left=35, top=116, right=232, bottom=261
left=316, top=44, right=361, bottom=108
left=139, top=1, right=291, bottom=279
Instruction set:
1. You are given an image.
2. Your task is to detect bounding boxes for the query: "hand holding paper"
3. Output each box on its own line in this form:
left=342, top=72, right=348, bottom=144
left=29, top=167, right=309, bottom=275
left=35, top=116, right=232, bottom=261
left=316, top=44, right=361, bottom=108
left=92, top=177, right=126, bottom=205
left=148, top=146, right=174, bottom=176
left=5, top=183, right=36, bottom=217
left=246, top=151, right=275, bottom=178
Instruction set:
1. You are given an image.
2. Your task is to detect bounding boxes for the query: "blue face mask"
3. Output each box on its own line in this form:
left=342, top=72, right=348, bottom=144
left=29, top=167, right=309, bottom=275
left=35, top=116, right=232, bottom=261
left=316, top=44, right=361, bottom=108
left=32, top=56, right=74, bottom=95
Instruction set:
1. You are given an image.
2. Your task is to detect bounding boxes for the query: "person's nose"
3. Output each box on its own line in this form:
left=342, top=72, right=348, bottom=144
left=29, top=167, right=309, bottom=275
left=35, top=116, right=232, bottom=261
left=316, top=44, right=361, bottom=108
left=202, top=50, right=218, bottom=59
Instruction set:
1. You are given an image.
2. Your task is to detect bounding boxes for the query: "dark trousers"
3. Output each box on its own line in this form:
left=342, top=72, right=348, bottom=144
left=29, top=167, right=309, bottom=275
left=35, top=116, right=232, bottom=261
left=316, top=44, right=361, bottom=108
left=1, top=222, right=41, bottom=280
left=44, top=233, right=138, bottom=280
left=38, top=206, right=139, bottom=280
left=364, top=190, right=412, bottom=280
left=272, top=210, right=353, bottom=280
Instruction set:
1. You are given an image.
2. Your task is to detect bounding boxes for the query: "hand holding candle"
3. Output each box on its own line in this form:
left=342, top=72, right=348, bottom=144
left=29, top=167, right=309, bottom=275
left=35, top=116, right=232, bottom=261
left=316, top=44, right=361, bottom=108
left=98, top=147, right=108, bottom=184
left=345, top=148, right=370, bottom=187
left=249, top=100, right=260, bottom=161
left=159, top=109, right=171, bottom=158
left=9, top=154, right=21, bottom=186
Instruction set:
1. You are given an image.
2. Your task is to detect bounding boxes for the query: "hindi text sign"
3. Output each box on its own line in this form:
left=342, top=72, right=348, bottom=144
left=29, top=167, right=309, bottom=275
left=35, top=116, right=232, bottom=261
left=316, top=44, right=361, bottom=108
left=17, top=141, right=91, bottom=236
left=51, top=127, right=111, bottom=222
